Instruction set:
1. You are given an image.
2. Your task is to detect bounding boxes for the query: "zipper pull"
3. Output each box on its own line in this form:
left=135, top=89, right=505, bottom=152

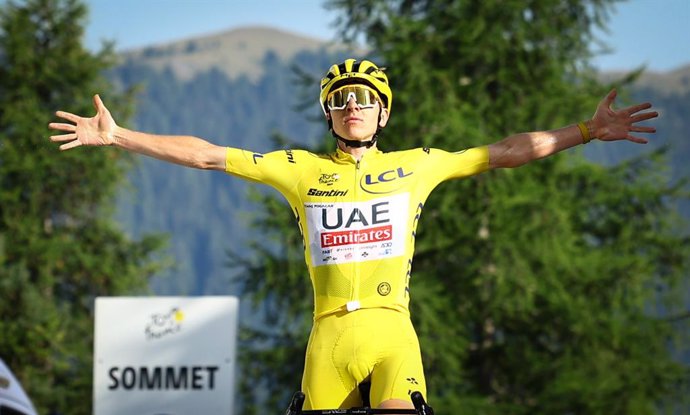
left=347, top=300, right=361, bottom=312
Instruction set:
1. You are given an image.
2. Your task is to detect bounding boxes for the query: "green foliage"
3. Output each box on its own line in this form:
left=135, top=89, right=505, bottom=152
left=0, top=0, right=165, bottom=413
left=109, top=51, right=331, bottom=295
left=233, top=0, right=689, bottom=414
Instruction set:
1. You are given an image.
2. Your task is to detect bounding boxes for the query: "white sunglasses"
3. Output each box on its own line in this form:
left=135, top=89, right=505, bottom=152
left=326, top=85, right=381, bottom=111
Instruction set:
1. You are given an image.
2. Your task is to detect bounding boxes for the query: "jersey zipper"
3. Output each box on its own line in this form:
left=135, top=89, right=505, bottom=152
left=347, top=158, right=362, bottom=312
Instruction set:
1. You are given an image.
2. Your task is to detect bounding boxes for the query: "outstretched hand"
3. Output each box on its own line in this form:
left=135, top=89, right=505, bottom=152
left=49, top=94, right=117, bottom=150
left=591, top=89, right=658, bottom=144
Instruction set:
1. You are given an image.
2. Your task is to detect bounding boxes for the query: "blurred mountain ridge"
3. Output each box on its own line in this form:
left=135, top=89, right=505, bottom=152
left=119, top=26, right=363, bottom=81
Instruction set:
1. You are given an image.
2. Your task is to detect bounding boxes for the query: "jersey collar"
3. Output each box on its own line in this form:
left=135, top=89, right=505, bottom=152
left=333, top=147, right=384, bottom=164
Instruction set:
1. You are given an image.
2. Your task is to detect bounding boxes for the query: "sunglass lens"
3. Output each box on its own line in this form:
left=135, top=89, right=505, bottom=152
left=327, top=87, right=378, bottom=110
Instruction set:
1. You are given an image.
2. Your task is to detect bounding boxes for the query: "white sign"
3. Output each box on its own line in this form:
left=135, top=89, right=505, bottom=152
left=93, top=296, right=239, bottom=415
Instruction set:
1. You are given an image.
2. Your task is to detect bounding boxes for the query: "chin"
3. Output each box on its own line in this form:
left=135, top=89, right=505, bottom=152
left=340, top=129, right=374, bottom=142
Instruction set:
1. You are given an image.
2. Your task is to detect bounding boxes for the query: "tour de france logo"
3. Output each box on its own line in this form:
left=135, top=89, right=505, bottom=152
left=319, top=173, right=340, bottom=186
left=144, top=307, right=185, bottom=340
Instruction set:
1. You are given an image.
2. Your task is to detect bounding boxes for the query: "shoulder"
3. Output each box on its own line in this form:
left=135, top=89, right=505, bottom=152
left=257, top=148, right=326, bottom=164
left=383, top=147, right=468, bottom=163
left=418, top=146, right=488, bottom=159
left=395, top=146, right=490, bottom=176
left=382, top=147, right=436, bottom=159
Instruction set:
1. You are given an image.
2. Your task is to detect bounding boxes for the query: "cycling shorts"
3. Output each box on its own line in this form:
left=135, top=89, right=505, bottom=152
left=301, top=307, right=426, bottom=409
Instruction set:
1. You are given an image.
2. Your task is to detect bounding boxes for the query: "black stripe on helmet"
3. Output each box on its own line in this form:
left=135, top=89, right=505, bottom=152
left=363, top=65, right=377, bottom=75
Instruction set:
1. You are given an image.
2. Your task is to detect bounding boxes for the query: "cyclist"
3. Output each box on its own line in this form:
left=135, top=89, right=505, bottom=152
left=49, top=59, right=657, bottom=411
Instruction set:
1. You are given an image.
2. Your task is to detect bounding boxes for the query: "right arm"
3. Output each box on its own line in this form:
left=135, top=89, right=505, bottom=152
left=49, top=94, right=227, bottom=171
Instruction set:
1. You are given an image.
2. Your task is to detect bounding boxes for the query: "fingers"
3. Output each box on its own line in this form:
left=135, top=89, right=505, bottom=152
left=49, top=132, right=81, bottom=150
left=630, top=110, right=658, bottom=123
left=48, top=122, right=76, bottom=132
left=50, top=133, right=77, bottom=142
left=49, top=95, right=105, bottom=151
left=93, top=94, right=104, bottom=111
left=50, top=132, right=81, bottom=151
left=48, top=121, right=78, bottom=150
left=54, top=110, right=81, bottom=124
left=52, top=94, right=103, bottom=122
left=59, top=140, right=83, bottom=151
left=625, top=110, right=656, bottom=143
left=602, top=89, right=617, bottom=108
left=624, top=102, right=653, bottom=116
left=630, top=124, right=656, bottom=134
left=626, top=134, right=649, bottom=144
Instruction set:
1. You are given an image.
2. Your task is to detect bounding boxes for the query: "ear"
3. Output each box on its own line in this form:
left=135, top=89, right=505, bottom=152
left=378, top=108, right=389, bottom=128
left=325, top=112, right=331, bottom=121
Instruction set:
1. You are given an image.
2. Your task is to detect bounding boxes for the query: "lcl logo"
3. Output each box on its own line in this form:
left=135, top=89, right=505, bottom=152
left=359, top=167, right=413, bottom=194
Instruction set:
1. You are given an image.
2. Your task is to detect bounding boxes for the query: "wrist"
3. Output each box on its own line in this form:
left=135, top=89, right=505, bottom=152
left=577, top=120, right=596, bottom=144
left=586, top=119, right=598, bottom=140
left=110, top=125, right=126, bottom=147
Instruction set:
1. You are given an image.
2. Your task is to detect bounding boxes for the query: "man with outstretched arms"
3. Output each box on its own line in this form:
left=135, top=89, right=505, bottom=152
left=49, top=58, right=657, bottom=412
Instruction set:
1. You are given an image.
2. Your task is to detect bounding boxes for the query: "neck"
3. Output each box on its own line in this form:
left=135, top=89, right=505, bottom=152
left=337, top=137, right=377, bottom=160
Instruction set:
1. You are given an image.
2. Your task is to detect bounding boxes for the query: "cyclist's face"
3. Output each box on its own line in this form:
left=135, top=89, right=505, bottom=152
left=329, top=96, right=388, bottom=142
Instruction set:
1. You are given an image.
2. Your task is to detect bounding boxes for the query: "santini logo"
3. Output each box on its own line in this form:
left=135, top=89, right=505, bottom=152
left=307, top=188, right=348, bottom=197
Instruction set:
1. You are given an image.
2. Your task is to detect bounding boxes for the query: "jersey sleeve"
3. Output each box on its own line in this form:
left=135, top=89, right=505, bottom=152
left=224, top=147, right=305, bottom=193
left=424, top=145, right=490, bottom=184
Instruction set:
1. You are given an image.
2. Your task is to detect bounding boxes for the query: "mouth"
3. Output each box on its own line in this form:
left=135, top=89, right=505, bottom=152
left=344, top=117, right=362, bottom=124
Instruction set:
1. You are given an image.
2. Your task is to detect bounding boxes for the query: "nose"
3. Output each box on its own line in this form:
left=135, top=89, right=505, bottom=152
left=345, top=97, right=360, bottom=111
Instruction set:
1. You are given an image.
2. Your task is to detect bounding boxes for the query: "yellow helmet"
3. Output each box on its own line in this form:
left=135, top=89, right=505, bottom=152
left=319, top=58, right=393, bottom=115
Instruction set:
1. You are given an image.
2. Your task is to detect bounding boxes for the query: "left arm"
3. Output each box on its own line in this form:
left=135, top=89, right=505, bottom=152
left=488, top=89, right=658, bottom=169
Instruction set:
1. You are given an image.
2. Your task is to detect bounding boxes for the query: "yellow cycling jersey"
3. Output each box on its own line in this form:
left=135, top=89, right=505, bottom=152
left=225, top=145, right=490, bottom=320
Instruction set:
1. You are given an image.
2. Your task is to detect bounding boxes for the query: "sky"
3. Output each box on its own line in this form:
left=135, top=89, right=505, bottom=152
left=82, top=0, right=690, bottom=72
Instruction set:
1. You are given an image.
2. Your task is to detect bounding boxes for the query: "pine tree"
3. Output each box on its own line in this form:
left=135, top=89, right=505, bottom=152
left=0, top=1, right=165, bottom=413
left=234, top=1, right=689, bottom=414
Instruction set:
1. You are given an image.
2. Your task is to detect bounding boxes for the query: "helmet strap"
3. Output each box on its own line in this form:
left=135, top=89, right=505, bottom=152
left=335, top=134, right=378, bottom=148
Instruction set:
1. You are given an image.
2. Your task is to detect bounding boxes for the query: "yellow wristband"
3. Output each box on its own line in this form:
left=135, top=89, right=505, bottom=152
left=577, top=121, right=591, bottom=144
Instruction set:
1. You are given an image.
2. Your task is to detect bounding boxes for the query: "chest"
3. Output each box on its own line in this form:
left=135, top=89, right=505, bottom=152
left=296, top=162, right=419, bottom=203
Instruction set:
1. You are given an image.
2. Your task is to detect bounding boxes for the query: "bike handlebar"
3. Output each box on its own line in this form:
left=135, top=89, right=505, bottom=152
left=284, top=391, right=434, bottom=415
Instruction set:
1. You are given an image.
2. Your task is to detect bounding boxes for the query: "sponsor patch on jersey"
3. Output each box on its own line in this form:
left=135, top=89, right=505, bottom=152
left=304, top=194, right=409, bottom=266
left=359, top=167, right=414, bottom=194
left=377, top=282, right=392, bottom=296
left=307, top=188, right=348, bottom=197
left=319, top=173, right=340, bottom=186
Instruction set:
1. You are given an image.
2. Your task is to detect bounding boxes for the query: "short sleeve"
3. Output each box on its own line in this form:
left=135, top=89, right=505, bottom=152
left=224, top=148, right=305, bottom=192
left=424, top=146, right=490, bottom=184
